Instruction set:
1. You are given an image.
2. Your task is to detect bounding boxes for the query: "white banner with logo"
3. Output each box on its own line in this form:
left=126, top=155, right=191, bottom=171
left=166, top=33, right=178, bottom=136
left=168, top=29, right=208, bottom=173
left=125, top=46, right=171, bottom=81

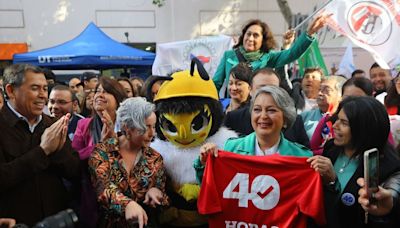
left=152, top=35, right=234, bottom=76
left=336, top=42, right=356, bottom=78
left=322, top=0, right=400, bottom=69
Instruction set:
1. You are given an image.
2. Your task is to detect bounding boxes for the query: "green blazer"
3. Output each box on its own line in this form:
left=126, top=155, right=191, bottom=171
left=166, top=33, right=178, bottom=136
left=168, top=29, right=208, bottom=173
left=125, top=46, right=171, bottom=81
left=194, top=132, right=312, bottom=183
left=224, top=132, right=312, bottom=157
left=212, top=33, right=314, bottom=92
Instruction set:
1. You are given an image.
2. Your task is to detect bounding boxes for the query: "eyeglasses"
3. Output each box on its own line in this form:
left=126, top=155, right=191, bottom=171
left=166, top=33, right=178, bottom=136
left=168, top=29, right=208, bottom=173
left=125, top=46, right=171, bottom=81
left=48, top=99, right=72, bottom=105
left=320, top=86, right=335, bottom=95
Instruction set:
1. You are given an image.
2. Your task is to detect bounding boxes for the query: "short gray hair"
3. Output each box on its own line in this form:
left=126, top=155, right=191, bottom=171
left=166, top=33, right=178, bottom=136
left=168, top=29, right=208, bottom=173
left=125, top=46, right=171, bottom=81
left=3, top=64, right=44, bottom=88
left=323, top=75, right=347, bottom=97
left=116, top=97, right=155, bottom=135
left=250, top=85, right=296, bottom=129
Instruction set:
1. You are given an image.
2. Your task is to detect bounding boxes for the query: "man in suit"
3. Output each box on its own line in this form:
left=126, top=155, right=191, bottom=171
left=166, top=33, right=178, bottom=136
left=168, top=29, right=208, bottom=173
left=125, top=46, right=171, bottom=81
left=0, top=64, right=80, bottom=226
left=224, top=68, right=310, bottom=148
left=48, top=85, right=84, bottom=140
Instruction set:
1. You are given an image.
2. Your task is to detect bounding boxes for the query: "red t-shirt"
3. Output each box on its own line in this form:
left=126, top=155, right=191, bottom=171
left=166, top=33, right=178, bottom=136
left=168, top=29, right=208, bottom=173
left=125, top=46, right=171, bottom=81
left=198, top=151, right=325, bottom=228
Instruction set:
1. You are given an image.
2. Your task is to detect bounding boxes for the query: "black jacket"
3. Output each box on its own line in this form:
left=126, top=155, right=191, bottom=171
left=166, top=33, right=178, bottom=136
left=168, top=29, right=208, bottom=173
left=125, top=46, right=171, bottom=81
left=322, top=140, right=400, bottom=228
left=0, top=105, right=80, bottom=226
left=290, top=82, right=306, bottom=111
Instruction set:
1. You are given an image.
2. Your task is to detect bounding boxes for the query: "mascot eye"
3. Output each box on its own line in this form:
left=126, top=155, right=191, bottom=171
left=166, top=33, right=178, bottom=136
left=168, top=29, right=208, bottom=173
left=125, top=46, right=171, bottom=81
left=191, top=113, right=209, bottom=134
left=161, top=118, right=178, bottom=136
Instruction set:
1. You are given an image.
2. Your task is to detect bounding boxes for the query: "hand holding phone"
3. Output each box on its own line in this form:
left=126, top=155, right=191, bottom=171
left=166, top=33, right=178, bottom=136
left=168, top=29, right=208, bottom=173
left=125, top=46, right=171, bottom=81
left=364, top=148, right=379, bottom=204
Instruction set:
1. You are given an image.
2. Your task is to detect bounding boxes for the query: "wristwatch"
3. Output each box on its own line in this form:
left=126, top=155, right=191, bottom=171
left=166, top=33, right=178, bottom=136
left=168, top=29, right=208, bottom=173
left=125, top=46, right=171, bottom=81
left=327, top=177, right=338, bottom=192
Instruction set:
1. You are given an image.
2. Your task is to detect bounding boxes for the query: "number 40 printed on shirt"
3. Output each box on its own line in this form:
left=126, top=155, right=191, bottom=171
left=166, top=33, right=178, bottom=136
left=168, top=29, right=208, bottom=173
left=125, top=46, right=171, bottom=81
left=223, top=173, right=280, bottom=210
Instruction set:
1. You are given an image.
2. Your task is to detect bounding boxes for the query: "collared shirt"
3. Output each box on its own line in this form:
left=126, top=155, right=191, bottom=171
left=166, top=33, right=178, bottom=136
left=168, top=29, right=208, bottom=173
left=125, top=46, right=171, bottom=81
left=67, top=113, right=84, bottom=141
left=301, top=108, right=324, bottom=140
left=7, top=101, right=42, bottom=133
left=302, top=91, right=318, bottom=113
left=255, top=136, right=280, bottom=156
left=304, top=97, right=318, bottom=112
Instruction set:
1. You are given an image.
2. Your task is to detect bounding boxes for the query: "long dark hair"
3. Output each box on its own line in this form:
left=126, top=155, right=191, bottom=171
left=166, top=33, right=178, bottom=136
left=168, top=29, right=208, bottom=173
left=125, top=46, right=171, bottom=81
left=117, top=78, right=135, bottom=97
left=80, top=90, right=94, bottom=118
left=142, top=75, right=170, bottom=102
left=95, top=77, right=127, bottom=107
left=333, top=96, right=390, bottom=156
left=233, top=19, right=277, bottom=52
left=88, top=77, right=127, bottom=144
left=342, top=77, right=374, bottom=96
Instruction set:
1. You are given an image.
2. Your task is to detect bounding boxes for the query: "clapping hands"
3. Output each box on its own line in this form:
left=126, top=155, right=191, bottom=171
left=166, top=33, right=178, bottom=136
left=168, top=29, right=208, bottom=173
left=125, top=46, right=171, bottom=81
left=40, top=113, right=70, bottom=155
left=100, top=110, right=116, bottom=142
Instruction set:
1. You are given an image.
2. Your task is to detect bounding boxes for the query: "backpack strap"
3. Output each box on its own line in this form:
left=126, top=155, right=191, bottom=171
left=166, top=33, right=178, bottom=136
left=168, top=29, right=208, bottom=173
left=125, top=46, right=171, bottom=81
left=234, top=48, right=247, bottom=63
left=234, top=48, right=253, bottom=70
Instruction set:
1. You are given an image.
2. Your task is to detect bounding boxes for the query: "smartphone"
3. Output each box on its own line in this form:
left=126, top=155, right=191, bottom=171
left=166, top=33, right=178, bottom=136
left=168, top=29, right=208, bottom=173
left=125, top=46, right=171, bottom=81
left=363, top=148, right=379, bottom=203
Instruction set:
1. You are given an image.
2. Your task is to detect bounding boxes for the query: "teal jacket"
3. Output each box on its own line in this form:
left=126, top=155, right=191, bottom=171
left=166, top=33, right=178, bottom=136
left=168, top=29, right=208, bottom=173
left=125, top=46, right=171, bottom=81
left=212, top=33, right=314, bottom=92
left=193, top=132, right=312, bottom=183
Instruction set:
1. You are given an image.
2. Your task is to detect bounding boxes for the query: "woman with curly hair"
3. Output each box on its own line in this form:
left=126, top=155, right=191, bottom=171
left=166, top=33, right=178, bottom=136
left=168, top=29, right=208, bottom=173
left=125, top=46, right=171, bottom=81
left=212, top=15, right=329, bottom=96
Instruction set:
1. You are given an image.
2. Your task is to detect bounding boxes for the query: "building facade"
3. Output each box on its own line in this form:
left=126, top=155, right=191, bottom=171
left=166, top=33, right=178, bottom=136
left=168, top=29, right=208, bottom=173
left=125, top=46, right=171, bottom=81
left=0, top=0, right=374, bottom=73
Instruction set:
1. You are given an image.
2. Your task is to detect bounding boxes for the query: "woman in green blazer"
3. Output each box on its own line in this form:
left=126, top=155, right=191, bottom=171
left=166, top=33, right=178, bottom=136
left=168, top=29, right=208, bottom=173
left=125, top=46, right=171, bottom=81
left=194, top=85, right=312, bottom=183
left=212, top=15, right=329, bottom=96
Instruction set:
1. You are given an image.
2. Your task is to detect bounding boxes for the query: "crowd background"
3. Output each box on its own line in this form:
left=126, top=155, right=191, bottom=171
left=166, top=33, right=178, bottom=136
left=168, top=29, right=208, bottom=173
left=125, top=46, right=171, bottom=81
left=0, top=14, right=400, bottom=228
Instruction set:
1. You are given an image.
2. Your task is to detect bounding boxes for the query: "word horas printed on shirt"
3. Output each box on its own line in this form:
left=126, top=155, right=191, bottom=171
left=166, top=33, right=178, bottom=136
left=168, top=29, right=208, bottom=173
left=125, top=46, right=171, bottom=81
left=225, top=220, right=278, bottom=228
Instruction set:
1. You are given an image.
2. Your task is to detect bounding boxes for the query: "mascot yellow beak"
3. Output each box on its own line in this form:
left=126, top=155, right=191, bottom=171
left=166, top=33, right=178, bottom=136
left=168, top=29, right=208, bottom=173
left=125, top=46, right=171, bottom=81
left=159, top=105, right=213, bottom=148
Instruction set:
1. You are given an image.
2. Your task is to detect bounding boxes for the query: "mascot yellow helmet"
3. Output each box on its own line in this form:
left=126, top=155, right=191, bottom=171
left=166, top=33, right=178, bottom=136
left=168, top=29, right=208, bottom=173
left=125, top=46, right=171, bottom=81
left=154, top=62, right=218, bottom=102
left=154, top=58, right=223, bottom=148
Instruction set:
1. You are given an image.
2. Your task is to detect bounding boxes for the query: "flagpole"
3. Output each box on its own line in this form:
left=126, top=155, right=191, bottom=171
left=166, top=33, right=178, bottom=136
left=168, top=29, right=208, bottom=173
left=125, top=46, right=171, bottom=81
left=293, top=0, right=333, bottom=31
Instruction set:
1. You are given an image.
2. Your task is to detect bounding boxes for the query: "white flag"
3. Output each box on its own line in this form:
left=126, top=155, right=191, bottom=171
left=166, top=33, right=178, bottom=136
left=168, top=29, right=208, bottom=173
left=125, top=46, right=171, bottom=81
left=152, top=35, right=234, bottom=76
left=322, top=0, right=400, bottom=69
left=336, top=42, right=356, bottom=78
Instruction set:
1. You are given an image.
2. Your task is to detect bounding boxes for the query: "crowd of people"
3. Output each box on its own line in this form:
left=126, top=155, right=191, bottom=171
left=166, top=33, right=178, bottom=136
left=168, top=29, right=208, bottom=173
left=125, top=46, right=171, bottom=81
left=1, top=14, right=400, bottom=228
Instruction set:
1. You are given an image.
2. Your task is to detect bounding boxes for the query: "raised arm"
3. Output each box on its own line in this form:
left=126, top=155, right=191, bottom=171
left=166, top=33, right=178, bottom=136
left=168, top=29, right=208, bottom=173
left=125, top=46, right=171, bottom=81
left=266, top=14, right=330, bottom=68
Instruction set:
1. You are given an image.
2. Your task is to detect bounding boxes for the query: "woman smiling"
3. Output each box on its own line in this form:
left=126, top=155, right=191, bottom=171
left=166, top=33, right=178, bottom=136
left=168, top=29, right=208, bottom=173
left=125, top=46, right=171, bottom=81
left=212, top=15, right=329, bottom=96
left=225, top=63, right=252, bottom=113
left=89, top=97, right=169, bottom=227
left=307, top=97, right=400, bottom=227
left=195, top=85, right=312, bottom=183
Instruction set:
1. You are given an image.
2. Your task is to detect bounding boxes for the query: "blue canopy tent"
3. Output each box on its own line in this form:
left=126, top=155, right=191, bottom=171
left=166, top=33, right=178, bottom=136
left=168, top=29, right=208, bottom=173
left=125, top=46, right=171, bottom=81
left=13, top=22, right=155, bottom=70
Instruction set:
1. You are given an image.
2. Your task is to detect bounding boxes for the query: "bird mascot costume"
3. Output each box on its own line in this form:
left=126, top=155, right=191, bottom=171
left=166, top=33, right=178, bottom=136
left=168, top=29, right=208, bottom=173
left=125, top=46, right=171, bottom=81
left=151, top=58, right=237, bottom=227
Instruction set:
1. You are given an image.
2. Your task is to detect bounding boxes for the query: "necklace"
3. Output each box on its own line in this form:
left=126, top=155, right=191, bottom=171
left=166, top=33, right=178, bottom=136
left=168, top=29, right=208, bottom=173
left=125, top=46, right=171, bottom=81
left=338, top=156, right=354, bottom=173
